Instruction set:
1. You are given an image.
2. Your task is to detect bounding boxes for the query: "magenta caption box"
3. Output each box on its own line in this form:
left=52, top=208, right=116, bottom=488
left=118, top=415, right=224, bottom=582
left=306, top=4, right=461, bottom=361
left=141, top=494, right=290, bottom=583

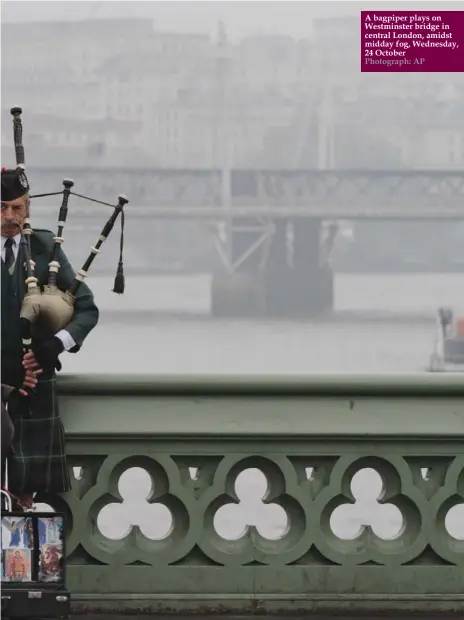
left=361, top=11, right=464, bottom=72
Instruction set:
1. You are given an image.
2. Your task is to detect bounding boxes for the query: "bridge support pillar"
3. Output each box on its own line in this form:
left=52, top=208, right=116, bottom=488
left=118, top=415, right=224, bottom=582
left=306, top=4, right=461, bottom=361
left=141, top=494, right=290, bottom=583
left=263, top=220, right=290, bottom=317
left=291, top=218, right=334, bottom=316
left=211, top=218, right=267, bottom=318
left=211, top=272, right=266, bottom=317
left=263, top=219, right=333, bottom=317
left=211, top=218, right=334, bottom=319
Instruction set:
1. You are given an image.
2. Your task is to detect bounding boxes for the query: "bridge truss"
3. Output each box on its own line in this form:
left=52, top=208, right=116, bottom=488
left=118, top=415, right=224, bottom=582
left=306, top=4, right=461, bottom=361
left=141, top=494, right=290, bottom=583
left=28, top=168, right=464, bottom=217
left=29, top=168, right=464, bottom=274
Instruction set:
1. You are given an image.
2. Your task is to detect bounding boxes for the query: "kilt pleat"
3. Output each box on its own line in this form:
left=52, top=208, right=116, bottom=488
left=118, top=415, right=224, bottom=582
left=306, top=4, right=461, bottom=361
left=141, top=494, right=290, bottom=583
left=7, top=375, right=71, bottom=495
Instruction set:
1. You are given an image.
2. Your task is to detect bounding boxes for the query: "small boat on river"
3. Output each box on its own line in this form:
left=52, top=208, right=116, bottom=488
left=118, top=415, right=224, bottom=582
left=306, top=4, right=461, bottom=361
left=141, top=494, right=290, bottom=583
left=428, top=307, right=464, bottom=372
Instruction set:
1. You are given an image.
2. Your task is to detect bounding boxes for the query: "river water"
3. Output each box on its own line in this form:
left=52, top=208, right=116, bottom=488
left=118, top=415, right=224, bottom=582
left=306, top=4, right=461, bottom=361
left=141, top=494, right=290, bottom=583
left=65, top=272, right=463, bottom=374
left=55, top=273, right=464, bottom=542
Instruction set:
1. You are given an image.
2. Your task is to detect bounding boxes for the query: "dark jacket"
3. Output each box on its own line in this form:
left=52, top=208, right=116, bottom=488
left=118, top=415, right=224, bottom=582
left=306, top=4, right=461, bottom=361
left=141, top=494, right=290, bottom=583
left=2, top=230, right=99, bottom=364
left=1, top=229, right=99, bottom=495
left=1, top=384, right=15, bottom=454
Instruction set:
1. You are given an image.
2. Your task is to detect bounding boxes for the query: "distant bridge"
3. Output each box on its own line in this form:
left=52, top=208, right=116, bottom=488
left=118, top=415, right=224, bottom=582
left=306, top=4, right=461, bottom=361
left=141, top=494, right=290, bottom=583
left=24, top=166, right=464, bottom=318
left=28, top=168, right=464, bottom=219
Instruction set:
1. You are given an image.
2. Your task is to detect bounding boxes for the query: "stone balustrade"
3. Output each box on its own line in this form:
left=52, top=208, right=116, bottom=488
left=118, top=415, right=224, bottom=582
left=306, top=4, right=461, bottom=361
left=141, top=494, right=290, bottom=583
left=45, top=374, right=464, bottom=616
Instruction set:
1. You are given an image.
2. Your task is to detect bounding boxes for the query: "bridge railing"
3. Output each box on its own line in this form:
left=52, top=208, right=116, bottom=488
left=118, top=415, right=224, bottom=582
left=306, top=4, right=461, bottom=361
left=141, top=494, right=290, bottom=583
left=51, top=374, right=464, bottom=616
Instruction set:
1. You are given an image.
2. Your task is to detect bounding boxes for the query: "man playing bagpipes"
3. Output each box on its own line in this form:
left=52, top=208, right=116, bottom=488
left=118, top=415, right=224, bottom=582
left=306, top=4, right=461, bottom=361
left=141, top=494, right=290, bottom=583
left=1, top=167, right=99, bottom=510
left=1, top=107, right=128, bottom=511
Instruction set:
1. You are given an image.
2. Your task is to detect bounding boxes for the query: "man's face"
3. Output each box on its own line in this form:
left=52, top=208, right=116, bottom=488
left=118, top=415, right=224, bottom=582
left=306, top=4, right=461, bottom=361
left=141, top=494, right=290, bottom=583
left=1, top=194, right=28, bottom=237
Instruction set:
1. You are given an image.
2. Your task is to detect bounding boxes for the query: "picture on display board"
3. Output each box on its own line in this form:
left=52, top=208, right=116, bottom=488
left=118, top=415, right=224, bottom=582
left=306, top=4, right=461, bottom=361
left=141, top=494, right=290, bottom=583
left=38, top=516, right=64, bottom=546
left=1, top=517, right=34, bottom=550
left=2, top=548, right=32, bottom=582
left=38, top=543, right=64, bottom=583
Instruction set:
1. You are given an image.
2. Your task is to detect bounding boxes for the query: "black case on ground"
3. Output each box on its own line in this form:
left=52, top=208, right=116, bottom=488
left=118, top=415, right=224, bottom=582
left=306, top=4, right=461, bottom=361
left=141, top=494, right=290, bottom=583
left=1, top=508, right=70, bottom=620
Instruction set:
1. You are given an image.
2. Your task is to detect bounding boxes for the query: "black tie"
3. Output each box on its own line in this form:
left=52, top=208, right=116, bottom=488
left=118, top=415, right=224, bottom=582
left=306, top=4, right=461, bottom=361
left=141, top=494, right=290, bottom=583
left=4, top=238, right=15, bottom=270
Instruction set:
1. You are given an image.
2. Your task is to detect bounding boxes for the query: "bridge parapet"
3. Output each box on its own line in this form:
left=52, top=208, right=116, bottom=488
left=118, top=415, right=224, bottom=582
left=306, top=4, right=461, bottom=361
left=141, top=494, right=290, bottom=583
left=50, top=374, right=464, bottom=616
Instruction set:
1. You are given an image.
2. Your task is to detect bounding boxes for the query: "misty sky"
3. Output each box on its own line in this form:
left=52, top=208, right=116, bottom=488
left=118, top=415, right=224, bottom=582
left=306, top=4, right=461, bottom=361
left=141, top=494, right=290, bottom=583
left=2, top=0, right=461, bottom=40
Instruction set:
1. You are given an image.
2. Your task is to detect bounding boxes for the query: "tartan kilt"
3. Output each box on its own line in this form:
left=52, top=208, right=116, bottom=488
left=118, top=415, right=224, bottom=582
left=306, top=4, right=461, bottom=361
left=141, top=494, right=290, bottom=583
left=7, top=372, right=71, bottom=496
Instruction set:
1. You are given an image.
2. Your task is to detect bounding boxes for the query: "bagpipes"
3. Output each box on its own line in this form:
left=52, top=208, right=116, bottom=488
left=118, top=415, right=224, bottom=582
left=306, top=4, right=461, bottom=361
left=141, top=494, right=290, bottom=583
left=2, top=107, right=129, bottom=391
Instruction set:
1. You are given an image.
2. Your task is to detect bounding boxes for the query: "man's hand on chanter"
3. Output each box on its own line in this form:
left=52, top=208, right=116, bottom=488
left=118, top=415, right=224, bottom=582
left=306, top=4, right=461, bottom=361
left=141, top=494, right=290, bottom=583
left=19, top=367, right=41, bottom=397
left=20, top=351, right=43, bottom=396
left=22, top=350, right=41, bottom=371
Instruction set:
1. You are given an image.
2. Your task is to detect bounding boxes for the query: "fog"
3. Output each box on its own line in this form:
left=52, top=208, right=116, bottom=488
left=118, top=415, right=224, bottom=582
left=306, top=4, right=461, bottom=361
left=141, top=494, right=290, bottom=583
left=1, top=0, right=463, bottom=361
left=2, top=0, right=464, bottom=590
left=4, top=0, right=461, bottom=38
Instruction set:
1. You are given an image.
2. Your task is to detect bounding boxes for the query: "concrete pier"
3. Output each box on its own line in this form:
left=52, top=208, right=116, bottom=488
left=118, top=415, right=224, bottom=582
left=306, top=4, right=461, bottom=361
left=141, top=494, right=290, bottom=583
left=212, top=218, right=334, bottom=319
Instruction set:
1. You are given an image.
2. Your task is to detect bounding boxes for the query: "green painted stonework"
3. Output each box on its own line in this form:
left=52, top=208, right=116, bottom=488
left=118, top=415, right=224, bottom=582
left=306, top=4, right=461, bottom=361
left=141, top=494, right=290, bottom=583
left=50, top=374, right=464, bottom=615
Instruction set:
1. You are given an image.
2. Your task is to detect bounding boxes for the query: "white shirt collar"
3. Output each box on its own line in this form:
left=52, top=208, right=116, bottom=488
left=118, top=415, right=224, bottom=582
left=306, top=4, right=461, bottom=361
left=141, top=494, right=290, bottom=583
left=1, top=233, right=21, bottom=248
